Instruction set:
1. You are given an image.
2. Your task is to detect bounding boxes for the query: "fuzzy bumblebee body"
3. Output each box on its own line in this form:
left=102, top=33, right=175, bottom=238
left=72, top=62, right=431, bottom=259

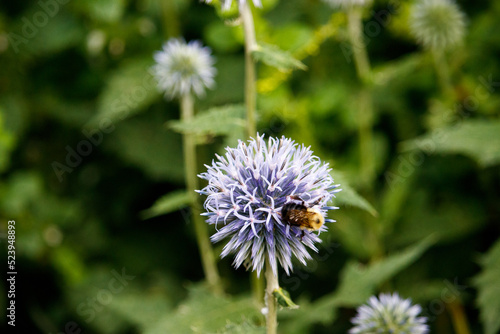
left=281, top=201, right=325, bottom=231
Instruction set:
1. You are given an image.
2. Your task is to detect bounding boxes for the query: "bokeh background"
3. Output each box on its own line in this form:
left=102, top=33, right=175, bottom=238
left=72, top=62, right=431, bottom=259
left=1, top=0, right=500, bottom=333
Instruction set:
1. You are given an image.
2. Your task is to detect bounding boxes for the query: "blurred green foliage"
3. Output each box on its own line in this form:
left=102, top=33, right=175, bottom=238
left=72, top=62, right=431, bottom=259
left=0, top=0, right=499, bottom=333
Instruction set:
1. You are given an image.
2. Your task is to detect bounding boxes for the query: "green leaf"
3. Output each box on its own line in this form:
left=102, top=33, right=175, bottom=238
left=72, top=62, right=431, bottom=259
left=89, top=58, right=160, bottom=126
left=271, top=24, right=314, bottom=53
left=279, top=298, right=337, bottom=334
left=474, top=239, right=500, bottom=334
left=143, top=285, right=262, bottom=334
left=168, top=104, right=246, bottom=137
left=401, top=119, right=500, bottom=167
left=106, top=291, right=173, bottom=330
left=330, top=170, right=378, bottom=216
left=205, top=55, right=245, bottom=105
left=391, top=189, right=486, bottom=247
left=66, top=267, right=137, bottom=334
left=74, top=0, right=127, bottom=23
left=103, top=115, right=184, bottom=182
left=141, top=190, right=192, bottom=219
left=332, top=236, right=436, bottom=306
left=22, top=11, right=84, bottom=55
left=273, top=287, right=299, bottom=309
left=222, top=120, right=247, bottom=148
left=372, top=53, right=424, bottom=86
left=205, top=21, right=241, bottom=53
left=0, top=110, right=15, bottom=173
left=379, top=154, right=417, bottom=232
left=51, top=246, right=86, bottom=286
left=252, top=43, right=307, bottom=71
left=281, top=237, right=435, bottom=330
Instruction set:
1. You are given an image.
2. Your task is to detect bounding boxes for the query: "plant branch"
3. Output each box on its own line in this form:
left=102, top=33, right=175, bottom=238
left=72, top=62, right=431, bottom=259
left=347, top=7, right=371, bottom=83
left=346, top=7, right=375, bottom=188
left=240, top=0, right=258, bottom=138
left=432, top=49, right=454, bottom=98
left=181, top=93, right=223, bottom=294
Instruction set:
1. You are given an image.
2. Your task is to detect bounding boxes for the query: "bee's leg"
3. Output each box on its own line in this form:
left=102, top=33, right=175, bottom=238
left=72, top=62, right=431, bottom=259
left=289, top=195, right=306, bottom=206
left=310, top=196, right=324, bottom=206
left=300, top=230, right=305, bottom=241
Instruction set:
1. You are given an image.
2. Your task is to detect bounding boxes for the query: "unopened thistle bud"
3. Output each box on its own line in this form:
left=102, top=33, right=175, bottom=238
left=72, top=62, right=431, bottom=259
left=203, top=0, right=262, bottom=12
left=321, top=0, right=372, bottom=10
left=350, top=293, right=429, bottom=334
left=409, top=0, right=466, bottom=51
left=152, top=38, right=216, bottom=100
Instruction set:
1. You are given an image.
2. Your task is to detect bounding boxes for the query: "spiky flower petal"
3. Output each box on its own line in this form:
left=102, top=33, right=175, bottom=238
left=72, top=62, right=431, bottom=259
left=203, top=0, right=262, bottom=12
left=198, top=135, right=340, bottom=276
left=321, top=0, right=372, bottom=10
left=152, top=38, right=216, bottom=99
left=350, top=293, right=429, bottom=334
left=409, top=0, right=466, bottom=51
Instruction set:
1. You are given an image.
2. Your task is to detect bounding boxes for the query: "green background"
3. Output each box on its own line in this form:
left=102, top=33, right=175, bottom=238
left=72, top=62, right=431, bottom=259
left=1, top=0, right=499, bottom=333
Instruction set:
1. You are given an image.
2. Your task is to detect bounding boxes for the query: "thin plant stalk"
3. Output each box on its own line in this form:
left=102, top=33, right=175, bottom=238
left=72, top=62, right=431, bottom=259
left=265, top=260, right=279, bottom=334
left=347, top=7, right=371, bottom=83
left=181, top=93, right=223, bottom=294
left=161, top=0, right=180, bottom=38
left=432, top=49, right=454, bottom=98
left=448, top=301, right=471, bottom=334
left=346, top=7, right=375, bottom=189
left=240, top=0, right=258, bottom=138
left=240, top=0, right=265, bottom=307
left=357, top=89, right=375, bottom=189
left=346, top=7, right=382, bottom=259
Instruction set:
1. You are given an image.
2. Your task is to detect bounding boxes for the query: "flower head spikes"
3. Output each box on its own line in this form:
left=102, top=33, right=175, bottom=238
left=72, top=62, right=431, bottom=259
left=410, top=0, right=466, bottom=51
left=350, top=293, right=429, bottom=334
left=198, top=135, right=341, bottom=276
left=152, top=38, right=216, bottom=100
left=321, top=0, right=372, bottom=10
left=203, top=0, right=262, bottom=12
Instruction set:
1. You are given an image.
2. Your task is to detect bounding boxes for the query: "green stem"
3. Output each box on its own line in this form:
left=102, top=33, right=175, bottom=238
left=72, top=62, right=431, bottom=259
left=240, top=0, right=263, bottom=308
left=181, top=93, right=223, bottom=294
left=265, top=260, right=279, bottom=334
left=357, top=89, right=375, bottom=188
left=449, top=301, right=471, bottom=334
left=432, top=49, right=454, bottom=98
left=347, top=7, right=371, bottom=83
left=240, top=0, right=258, bottom=137
left=346, top=7, right=375, bottom=188
left=161, top=0, right=180, bottom=38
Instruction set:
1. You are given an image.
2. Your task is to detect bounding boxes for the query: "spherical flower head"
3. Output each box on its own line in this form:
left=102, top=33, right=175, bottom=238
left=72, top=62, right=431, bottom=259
left=203, top=0, right=262, bottom=12
left=321, top=0, right=372, bottom=10
left=409, top=0, right=466, bottom=51
left=350, top=293, right=429, bottom=334
left=198, top=135, right=340, bottom=276
left=152, top=38, right=216, bottom=100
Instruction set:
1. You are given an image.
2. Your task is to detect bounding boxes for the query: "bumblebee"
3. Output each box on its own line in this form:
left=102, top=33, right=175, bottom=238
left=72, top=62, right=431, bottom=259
left=281, top=195, right=324, bottom=233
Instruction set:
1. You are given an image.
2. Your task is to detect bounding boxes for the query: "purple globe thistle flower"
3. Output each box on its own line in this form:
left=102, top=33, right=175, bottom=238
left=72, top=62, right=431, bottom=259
left=197, top=135, right=340, bottom=276
left=350, top=293, right=429, bottom=334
